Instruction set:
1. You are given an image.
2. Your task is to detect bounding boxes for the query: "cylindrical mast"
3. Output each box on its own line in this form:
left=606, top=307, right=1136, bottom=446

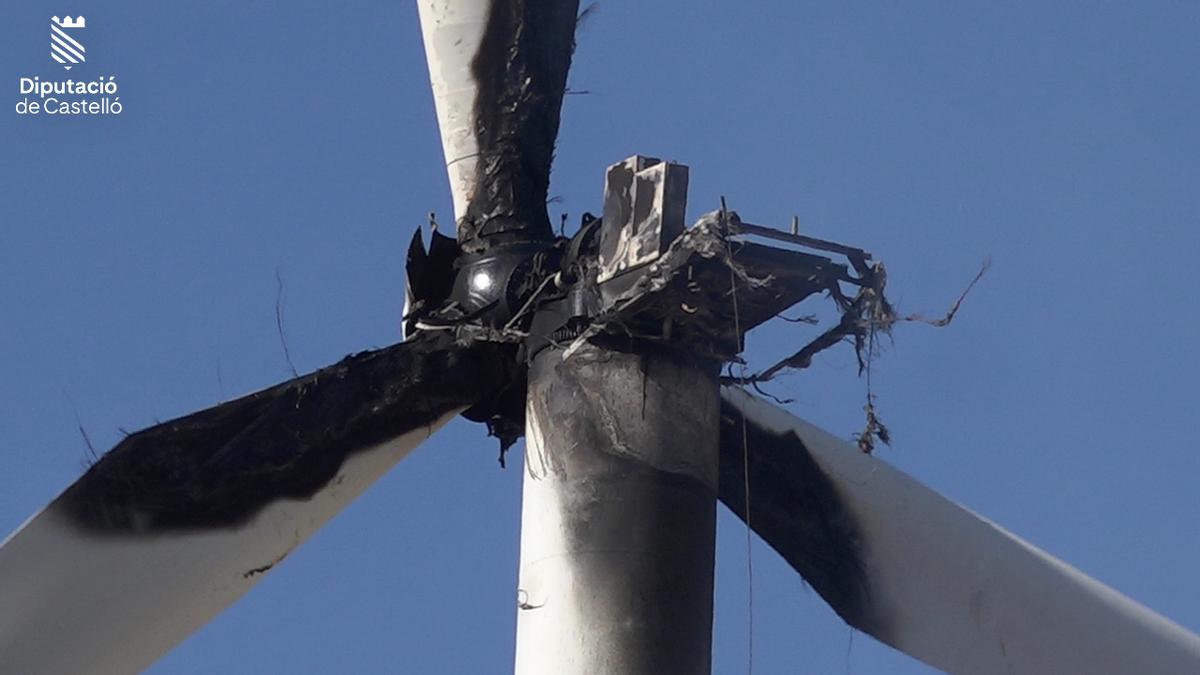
left=515, top=345, right=719, bottom=674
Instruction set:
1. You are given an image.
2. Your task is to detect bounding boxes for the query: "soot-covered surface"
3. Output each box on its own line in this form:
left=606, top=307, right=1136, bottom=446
left=54, top=335, right=519, bottom=534
left=460, top=0, right=581, bottom=250
left=717, top=396, right=883, bottom=636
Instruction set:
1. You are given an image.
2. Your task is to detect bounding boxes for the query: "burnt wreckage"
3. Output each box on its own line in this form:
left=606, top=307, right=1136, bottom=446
left=403, top=147, right=890, bottom=625
left=55, top=164, right=889, bottom=635
left=405, top=154, right=883, bottom=465
left=400, top=0, right=890, bottom=631
left=11, top=4, right=1200, bottom=674
left=49, top=0, right=889, bottom=648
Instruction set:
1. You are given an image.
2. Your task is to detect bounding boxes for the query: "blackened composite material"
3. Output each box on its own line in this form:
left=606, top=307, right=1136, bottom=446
left=460, top=0, right=581, bottom=251
left=717, top=399, right=884, bottom=638
left=55, top=336, right=519, bottom=534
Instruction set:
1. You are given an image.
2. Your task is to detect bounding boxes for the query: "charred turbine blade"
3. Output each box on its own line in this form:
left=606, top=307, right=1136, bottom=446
left=717, top=389, right=876, bottom=634
left=61, top=336, right=516, bottom=532
left=718, top=387, right=1200, bottom=675
left=0, top=336, right=519, bottom=675
left=460, top=0, right=581, bottom=250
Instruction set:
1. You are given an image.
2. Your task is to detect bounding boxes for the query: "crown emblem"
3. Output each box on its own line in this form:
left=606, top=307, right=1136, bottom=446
left=51, top=16, right=86, bottom=29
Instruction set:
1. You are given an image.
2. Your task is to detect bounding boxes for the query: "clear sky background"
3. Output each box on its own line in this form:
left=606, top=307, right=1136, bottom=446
left=2, top=2, right=1198, bottom=673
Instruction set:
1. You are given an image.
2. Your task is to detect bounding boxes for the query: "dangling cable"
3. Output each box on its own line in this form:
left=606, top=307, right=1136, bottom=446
left=723, top=198, right=754, bottom=675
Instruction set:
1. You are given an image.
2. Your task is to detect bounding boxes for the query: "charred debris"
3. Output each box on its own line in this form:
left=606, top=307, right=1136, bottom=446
left=405, top=154, right=892, bottom=627
left=403, top=0, right=905, bottom=459
left=406, top=154, right=898, bottom=464
left=57, top=0, right=922, bottom=538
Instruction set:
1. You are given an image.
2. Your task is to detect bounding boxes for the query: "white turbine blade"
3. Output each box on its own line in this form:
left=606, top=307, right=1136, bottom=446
left=719, top=386, right=1200, bottom=675
left=0, top=420, right=454, bottom=675
left=417, top=0, right=491, bottom=223
left=0, top=338, right=513, bottom=675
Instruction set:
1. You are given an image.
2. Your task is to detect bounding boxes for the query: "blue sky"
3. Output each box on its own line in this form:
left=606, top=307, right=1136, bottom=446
left=2, top=1, right=1198, bottom=673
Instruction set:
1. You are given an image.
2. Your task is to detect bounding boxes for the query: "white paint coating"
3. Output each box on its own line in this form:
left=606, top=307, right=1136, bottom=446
left=0, top=410, right=461, bottom=675
left=722, top=386, right=1200, bottom=675
left=416, top=0, right=492, bottom=223
left=514, top=402, right=576, bottom=671
left=514, top=401, right=581, bottom=672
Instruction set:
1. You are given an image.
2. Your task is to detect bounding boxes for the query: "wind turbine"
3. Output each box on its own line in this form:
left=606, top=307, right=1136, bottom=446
left=3, top=2, right=1199, bottom=674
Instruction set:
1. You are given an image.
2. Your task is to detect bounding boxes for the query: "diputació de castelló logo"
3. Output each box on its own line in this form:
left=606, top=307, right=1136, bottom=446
left=15, top=15, right=123, bottom=116
left=50, top=15, right=86, bottom=70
